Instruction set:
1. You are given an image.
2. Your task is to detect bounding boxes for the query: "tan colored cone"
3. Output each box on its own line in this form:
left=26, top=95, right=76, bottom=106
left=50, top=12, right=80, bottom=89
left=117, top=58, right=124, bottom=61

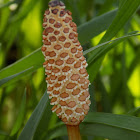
left=42, top=0, right=91, bottom=125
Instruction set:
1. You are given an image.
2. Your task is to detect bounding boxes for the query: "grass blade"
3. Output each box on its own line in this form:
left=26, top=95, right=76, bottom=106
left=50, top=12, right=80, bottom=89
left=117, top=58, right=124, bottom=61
left=17, top=91, right=48, bottom=140
left=46, top=112, right=140, bottom=140
left=127, top=107, right=140, bottom=116
left=86, top=0, right=140, bottom=82
left=84, top=32, right=140, bottom=56
left=100, top=0, right=140, bottom=43
left=0, top=67, right=33, bottom=86
left=81, top=112, right=140, bottom=140
left=87, top=32, right=140, bottom=82
left=78, top=9, right=117, bottom=45
left=10, top=89, right=26, bottom=136
left=33, top=101, right=52, bottom=140
left=86, top=32, right=140, bottom=62
left=0, top=48, right=43, bottom=80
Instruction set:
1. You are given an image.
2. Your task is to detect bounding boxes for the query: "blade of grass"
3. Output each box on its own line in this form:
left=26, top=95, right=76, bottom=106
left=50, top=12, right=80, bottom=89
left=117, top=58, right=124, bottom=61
left=90, top=32, right=140, bottom=61
left=0, top=48, right=43, bottom=80
left=127, top=107, right=140, bottom=116
left=78, top=9, right=117, bottom=45
left=46, top=112, right=140, bottom=140
left=83, top=32, right=140, bottom=56
left=10, top=89, right=26, bottom=136
left=0, top=67, right=33, bottom=86
left=100, top=0, right=140, bottom=43
left=81, top=112, right=140, bottom=140
left=33, top=101, right=52, bottom=140
left=84, top=112, right=140, bottom=131
left=87, top=32, right=140, bottom=82
left=87, top=0, right=140, bottom=82
left=17, top=91, right=48, bottom=140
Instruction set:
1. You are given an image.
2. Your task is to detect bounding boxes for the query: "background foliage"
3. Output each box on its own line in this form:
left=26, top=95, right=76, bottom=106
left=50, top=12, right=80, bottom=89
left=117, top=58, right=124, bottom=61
left=0, top=0, right=140, bottom=140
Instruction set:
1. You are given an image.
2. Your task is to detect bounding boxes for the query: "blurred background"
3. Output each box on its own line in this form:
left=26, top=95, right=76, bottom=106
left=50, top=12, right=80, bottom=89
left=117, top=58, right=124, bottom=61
left=0, top=0, right=140, bottom=136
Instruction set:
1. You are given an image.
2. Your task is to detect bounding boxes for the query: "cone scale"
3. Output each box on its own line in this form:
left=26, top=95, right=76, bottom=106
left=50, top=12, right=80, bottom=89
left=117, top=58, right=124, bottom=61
left=42, top=0, right=91, bottom=128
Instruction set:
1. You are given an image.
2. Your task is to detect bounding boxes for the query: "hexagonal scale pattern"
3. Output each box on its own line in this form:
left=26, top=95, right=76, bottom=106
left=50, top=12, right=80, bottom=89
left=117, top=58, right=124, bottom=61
left=42, top=0, right=91, bottom=125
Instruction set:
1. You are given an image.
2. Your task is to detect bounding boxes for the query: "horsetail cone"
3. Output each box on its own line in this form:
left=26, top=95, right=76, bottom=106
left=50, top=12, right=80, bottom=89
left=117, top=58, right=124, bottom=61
left=42, top=0, right=91, bottom=125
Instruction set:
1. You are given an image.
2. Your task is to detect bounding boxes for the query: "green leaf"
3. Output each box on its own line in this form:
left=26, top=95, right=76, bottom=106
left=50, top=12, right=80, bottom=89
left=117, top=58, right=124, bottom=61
left=0, top=67, right=33, bottom=86
left=33, top=101, right=52, bottom=140
left=86, top=0, right=140, bottom=82
left=10, top=89, right=26, bottom=136
left=84, top=32, right=139, bottom=56
left=17, top=91, right=48, bottom=140
left=127, top=107, right=140, bottom=116
left=85, top=31, right=140, bottom=62
left=87, top=32, right=140, bottom=82
left=119, top=0, right=126, bottom=8
left=78, top=9, right=117, bottom=45
left=46, top=112, right=140, bottom=140
left=0, top=8, right=117, bottom=84
left=100, top=0, right=140, bottom=43
left=0, top=48, right=43, bottom=79
left=81, top=112, right=140, bottom=140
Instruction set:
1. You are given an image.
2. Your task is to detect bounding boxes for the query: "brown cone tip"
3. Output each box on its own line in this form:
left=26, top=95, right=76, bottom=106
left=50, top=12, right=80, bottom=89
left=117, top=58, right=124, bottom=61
left=42, top=0, right=91, bottom=125
left=48, top=0, right=65, bottom=7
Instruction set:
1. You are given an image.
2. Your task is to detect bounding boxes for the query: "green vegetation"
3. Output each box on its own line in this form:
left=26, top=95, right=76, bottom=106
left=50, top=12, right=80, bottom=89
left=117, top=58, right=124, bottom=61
left=0, top=0, right=140, bottom=140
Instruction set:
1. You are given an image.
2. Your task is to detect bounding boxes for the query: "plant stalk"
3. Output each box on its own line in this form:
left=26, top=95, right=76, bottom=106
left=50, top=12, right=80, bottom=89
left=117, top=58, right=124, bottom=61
left=66, top=125, right=81, bottom=140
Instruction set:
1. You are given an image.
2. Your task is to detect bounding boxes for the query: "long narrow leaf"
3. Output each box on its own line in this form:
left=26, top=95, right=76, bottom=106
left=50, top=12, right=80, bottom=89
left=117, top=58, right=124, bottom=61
left=0, top=48, right=42, bottom=80
left=33, top=101, right=52, bottom=140
left=84, top=32, right=140, bottom=56
left=17, top=91, right=48, bottom=140
left=46, top=112, right=140, bottom=140
left=100, top=0, right=140, bottom=43
left=10, top=89, right=26, bottom=136
left=87, top=32, right=140, bottom=82
left=78, top=9, right=117, bottom=45
left=0, top=67, right=33, bottom=86
left=86, top=0, right=140, bottom=82
left=81, top=112, right=140, bottom=140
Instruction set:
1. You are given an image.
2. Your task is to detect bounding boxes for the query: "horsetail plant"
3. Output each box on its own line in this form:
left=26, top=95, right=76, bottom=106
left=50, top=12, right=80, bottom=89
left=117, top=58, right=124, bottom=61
left=41, top=0, right=91, bottom=139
